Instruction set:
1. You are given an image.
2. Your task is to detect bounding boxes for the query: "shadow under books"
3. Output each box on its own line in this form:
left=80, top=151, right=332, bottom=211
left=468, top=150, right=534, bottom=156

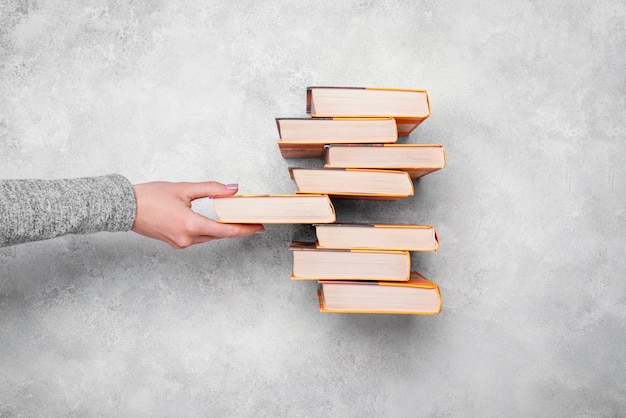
left=330, top=178, right=427, bottom=224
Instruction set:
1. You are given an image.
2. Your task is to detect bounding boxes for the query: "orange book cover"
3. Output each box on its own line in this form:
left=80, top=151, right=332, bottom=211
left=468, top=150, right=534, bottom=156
left=306, top=87, right=430, bottom=136
left=317, top=272, right=442, bottom=314
left=323, top=144, right=446, bottom=179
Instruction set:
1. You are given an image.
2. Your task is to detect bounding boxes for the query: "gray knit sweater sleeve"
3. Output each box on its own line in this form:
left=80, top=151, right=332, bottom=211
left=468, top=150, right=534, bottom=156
left=0, top=174, right=137, bottom=247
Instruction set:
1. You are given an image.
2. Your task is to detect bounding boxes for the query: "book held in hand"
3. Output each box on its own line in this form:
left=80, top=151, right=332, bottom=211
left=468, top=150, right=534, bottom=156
left=289, top=168, right=414, bottom=199
left=314, top=223, right=439, bottom=251
left=307, top=87, right=430, bottom=136
left=276, top=117, right=397, bottom=158
left=213, top=195, right=335, bottom=224
left=289, top=241, right=410, bottom=281
left=324, top=144, right=446, bottom=178
left=317, top=272, right=442, bottom=314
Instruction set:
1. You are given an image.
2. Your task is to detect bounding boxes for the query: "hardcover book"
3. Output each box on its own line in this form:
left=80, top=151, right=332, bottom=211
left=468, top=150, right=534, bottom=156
left=213, top=195, right=335, bottom=224
left=317, top=272, right=442, bottom=314
left=276, top=117, right=397, bottom=158
left=306, top=87, right=430, bottom=136
left=289, top=241, right=410, bottom=281
left=289, top=168, right=414, bottom=199
left=314, top=223, right=439, bottom=251
left=324, top=144, right=446, bottom=178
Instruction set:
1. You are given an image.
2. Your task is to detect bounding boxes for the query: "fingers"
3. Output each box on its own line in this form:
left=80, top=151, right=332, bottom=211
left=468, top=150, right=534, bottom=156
left=190, top=212, right=264, bottom=238
left=180, top=181, right=240, bottom=201
left=131, top=180, right=265, bottom=249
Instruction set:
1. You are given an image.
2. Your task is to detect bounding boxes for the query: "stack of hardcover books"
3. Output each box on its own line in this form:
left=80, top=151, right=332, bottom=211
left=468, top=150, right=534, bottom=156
left=214, top=86, right=445, bottom=314
left=290, top=225, right=441, bottom=315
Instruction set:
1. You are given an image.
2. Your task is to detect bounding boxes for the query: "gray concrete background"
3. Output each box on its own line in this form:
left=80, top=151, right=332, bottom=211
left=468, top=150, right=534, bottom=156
left=1, top=0, right=625, bottom=416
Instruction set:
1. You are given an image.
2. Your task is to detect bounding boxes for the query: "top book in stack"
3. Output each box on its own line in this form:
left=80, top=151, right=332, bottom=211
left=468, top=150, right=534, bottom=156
left=307, top=87, right=430, bottom=136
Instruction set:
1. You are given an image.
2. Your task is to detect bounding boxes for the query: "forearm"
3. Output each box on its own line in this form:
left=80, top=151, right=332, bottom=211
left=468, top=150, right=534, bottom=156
left=0, top=174, right=136, bottom=247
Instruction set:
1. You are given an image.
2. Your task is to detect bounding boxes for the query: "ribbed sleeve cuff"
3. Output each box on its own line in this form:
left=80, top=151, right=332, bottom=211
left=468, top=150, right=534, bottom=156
left=96, top=174, right=137, bottom=232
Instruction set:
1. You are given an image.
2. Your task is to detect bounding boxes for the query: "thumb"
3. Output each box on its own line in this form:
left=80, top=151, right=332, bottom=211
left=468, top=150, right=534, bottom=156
left=180, top=181, right=239, bottom=201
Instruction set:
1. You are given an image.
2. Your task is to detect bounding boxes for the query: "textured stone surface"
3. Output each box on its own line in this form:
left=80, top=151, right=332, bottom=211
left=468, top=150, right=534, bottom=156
left=1, top=0, right=625, bottom=416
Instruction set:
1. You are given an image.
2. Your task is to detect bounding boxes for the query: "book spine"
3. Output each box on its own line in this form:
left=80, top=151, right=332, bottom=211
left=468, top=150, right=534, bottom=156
left=278, top=142, right=326, bottom=158
left=275, top=118, right=283, bottom=139
left=321, top=144, right=330, bottom=162
left=306, top=88, right=312, bottom=114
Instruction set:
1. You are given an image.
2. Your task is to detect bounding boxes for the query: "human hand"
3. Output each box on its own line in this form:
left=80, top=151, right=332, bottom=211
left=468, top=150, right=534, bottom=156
left=131, top=181, right=264, bottom=249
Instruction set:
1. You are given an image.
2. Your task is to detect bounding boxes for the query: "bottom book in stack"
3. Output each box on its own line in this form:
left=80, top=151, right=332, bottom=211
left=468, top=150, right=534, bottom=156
left=317, top=272, right=441, bottom=315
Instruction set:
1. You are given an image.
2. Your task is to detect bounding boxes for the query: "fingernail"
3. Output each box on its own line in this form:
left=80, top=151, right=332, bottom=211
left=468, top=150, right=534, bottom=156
left=225, top=183, right=239, bottom=190
left=255, top=226, right=265, bottom=233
